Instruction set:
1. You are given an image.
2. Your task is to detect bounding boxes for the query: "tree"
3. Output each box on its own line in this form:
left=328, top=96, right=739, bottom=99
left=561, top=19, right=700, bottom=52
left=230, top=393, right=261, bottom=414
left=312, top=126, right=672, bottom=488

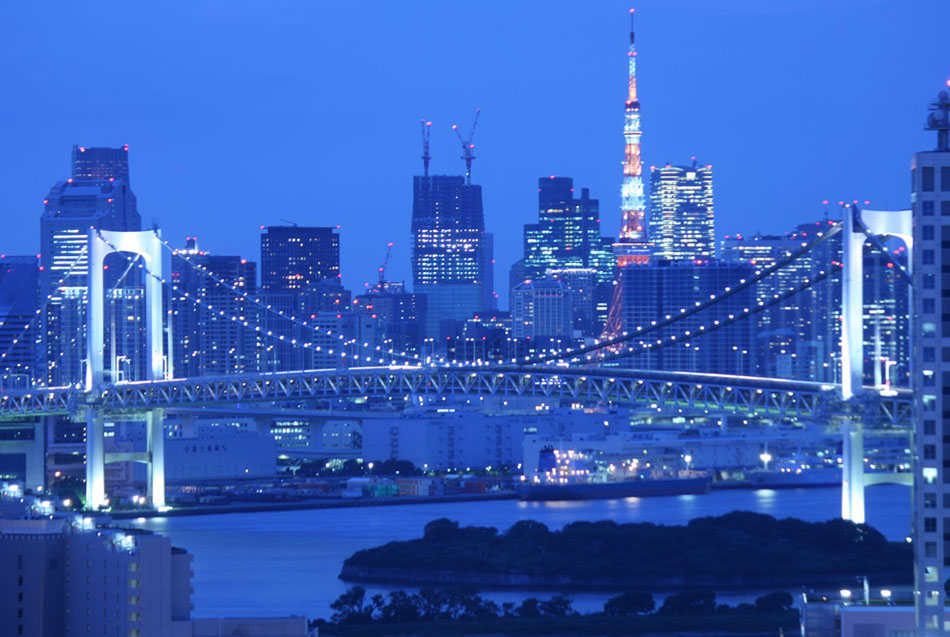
left=424, top=518, right=459, bottom=541
left=604, top=591, right=655, bottom=616
left=330, top=586, right=377, bottom=624
left=754, top=591, right=794, bottom=613
left=377, top=590, right=421, bottom=623
left=659, top=589, right=717, bottom=615
left=516, top=598, right=542, bottom=618
left=506, top=519, right=551, bottom=543
left=540, top=595, right=577, bottom=617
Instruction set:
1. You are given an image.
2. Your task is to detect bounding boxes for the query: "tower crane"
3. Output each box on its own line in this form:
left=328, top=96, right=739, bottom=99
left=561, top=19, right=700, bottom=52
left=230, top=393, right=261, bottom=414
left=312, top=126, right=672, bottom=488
left=420, top=119, right=432, bottom=177
left=376, top=242, right=394, bottom=290
left=452, top=109, right=481, bottom=185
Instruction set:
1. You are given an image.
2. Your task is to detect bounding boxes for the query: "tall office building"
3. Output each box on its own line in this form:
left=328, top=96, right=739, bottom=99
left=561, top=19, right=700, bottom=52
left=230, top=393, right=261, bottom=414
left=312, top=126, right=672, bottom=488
left=0, top=257, right=39, bottom=386
left=722, top=225, right=834, bottom=381
left=170, top=239, right=260, bottom=377
left=0, top=512, right=307, bottom=637
left=515, top=179, right=614, bottom=335
left=71, top=144, right=131, bottom=183
left=511, top=280, right=573, bottom=340
left=260, top=225, right=340, bottom=292
left=912, top=86, right=950, bottom=636
left=411, top=175, right=492, bottom=337
left=40, top=149, right=141, bottom=385
left=620, top=261, right=756, bottom=375
left=649, top=161, right=715, bottom=261
left=354, top=281, right=427, bottom=355
left=521, top=178, right=614, bottom=281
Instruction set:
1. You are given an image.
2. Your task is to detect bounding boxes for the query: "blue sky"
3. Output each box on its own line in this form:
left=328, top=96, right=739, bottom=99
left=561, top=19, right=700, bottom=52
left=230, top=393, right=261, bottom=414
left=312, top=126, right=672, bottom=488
left=1, top=1, right=947, bottom=301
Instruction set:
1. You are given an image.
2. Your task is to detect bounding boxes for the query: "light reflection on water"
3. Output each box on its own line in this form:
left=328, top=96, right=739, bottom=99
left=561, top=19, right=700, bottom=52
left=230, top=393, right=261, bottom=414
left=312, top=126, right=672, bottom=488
left=128, top=484, right=909, bottom=620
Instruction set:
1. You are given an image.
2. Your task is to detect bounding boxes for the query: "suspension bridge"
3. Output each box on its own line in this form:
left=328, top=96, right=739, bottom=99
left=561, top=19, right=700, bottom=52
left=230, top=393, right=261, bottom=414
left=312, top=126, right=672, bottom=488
left=0, top=205, right=914, bottom=520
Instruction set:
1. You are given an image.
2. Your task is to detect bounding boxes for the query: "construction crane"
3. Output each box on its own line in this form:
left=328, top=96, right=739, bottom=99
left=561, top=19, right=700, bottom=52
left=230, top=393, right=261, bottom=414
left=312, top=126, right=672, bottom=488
left=452, top=109, right=481, bottom=185
left=420, top=119, right=432, bottom=177
left=376, top=242, right=394, bottom=291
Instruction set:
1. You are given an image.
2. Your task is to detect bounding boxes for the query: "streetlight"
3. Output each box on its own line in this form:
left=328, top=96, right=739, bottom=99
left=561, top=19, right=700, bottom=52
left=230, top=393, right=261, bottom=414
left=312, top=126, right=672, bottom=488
left=683, top=454, right=693, bottom=471
left=759, top=451, right=772, bottom=471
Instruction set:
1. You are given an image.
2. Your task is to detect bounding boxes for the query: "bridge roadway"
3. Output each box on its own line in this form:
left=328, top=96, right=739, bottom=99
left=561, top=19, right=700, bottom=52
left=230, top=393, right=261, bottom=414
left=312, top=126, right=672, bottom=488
left=0, top=365, right=913, bottom=426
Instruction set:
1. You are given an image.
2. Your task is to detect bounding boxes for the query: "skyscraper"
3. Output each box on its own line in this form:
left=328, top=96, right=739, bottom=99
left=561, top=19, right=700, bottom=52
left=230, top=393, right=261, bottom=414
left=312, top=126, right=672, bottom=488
left=71, top=144, right=131, bottom=183
left=620, top=260, right=756, bottom=375
left=649, top=161, right=715, bottom=261
left=514, top=178, right=614, bottom=335
left=0, top=256, right=39, bottom=386
left=170, top=238, right=259, bottom=377
left=260, top=226, right=341, bottom=292
left=511, top=280, right=573, bottom=340
left=40, top=154, right=141, bottom=385
left=520, top=178, right=615, bottom=282
left=613, top=9, right=651, bottom=267
left=912, top=85, right=950, bottom=637
left=411, top=174, right=491, bottom=337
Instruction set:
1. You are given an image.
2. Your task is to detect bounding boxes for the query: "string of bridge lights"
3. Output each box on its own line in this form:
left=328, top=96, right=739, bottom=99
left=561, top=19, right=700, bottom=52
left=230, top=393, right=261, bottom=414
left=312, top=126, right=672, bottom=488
left=151, top=234, right=433, bottom=366
left=514, top=222, right=844, bottom=366
left=591, top=267, right=838, bottom=365
left=0, top=245, right=90, bottom=381
left=34, top=254, right=146, bottom=387
left=97, top=232, right=423, bottom=368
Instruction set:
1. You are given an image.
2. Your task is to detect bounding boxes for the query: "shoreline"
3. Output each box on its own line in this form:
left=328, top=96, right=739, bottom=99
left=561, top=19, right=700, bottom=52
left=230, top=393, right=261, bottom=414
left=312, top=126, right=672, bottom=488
left=109, top=480, right=887, bottom=520
left=110, top=492, right=517, bottom=519
left=338, top=564, right=911, bottom=592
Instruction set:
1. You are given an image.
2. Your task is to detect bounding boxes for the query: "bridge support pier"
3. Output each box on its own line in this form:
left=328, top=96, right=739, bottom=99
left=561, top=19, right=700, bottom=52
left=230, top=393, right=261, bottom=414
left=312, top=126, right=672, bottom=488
left=146, top=410, right=165, bottom=508
left=841, top=418, right=866, bottom=524
left=85, top=229, right=167, bottom=511
left=85, top=409, right=106, bottom=509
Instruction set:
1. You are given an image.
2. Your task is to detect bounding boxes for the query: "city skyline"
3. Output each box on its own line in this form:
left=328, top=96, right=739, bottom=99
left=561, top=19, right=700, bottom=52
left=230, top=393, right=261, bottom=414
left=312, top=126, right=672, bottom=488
left=2, top=2, right=948, bottom=297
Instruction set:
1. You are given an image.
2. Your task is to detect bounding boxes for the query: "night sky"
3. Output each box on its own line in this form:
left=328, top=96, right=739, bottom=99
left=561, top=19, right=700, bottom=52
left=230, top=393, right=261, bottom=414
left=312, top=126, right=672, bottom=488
left=2, top=1, right=948, bottom=303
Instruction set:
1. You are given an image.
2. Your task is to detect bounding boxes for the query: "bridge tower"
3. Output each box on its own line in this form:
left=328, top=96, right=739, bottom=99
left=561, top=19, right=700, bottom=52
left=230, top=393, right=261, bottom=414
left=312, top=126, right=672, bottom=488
left=840, top=203, right=912, bottom=523
left=85, top=229, right=166, bottom=510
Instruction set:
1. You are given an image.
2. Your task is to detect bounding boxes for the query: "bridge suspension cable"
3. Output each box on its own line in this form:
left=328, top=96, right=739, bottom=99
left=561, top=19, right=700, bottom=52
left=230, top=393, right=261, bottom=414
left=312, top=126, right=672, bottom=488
left=35, top=253, right=146, bottom=387
left=0, top=244, right=89, bottom=383
left=151, top=234, right=428, bottom=365
left=96, top=232, right=425, bottom=369
left=590, top=266, right=838, bottom=365
left=517, top=222, right=843, bottom=366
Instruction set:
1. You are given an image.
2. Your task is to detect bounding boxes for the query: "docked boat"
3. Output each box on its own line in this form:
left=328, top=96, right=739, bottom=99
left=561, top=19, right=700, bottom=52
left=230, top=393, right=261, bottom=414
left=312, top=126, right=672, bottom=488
left=516, top=475, right=711, bottom=501
left=517, top=446, right=711, bottom=501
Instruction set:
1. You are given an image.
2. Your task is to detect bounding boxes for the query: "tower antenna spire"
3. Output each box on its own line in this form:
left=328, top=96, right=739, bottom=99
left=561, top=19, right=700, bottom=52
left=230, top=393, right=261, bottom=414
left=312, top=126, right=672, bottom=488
left=420, top=119, right=432, bottom=177
left=452, top=109, right=481, bottom=185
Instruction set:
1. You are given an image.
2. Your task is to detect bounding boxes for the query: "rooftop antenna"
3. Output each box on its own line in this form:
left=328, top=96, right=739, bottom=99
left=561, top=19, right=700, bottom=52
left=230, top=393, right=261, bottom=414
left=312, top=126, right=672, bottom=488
left=420, top=119, right=432, bottom=177
left=452, top=109, right=481, bottom=185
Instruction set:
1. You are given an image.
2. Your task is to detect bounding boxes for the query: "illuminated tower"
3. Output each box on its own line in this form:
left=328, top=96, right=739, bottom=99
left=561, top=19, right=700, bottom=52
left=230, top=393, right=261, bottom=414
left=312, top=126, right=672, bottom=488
left=614, top=8, right=650, bottom=267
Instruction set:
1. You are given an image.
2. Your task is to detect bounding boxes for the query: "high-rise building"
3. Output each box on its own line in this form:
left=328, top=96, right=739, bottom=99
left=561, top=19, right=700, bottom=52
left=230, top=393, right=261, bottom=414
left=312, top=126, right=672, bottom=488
left=40, top=152, right=141, bottom=386
left=170, top=239, right=259, bottom=377
left=411, top=175, right=491, bottom=337
left=620, top=261, right=756, bottom=375
left=722, top=225, right=834, bottom=381
left=649, top=161, right=715, bottom=261
left=71, top=144, right=131, bottom=183
left=511, top=280, right=573, bottom=340
left=520, top=179, right=615, bottom=283
left=260, top=225, right=340, bottom=292
left=0, top=257, right=39, bottom=386
left=912, top=86, right=950, bottom=637
left=0, top=511, right=308, bottom=637
left=515, top=179, right=614, bottom=335
left=613, top=9, right=651, bottom=267
left=354, top=281, right=426, bottom=355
